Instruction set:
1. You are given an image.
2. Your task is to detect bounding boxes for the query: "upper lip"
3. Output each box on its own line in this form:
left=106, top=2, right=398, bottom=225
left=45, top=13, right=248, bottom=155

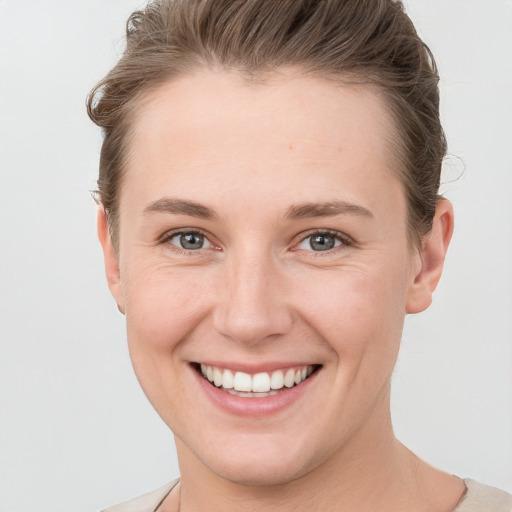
left=192, top=361, right=321, bottom=373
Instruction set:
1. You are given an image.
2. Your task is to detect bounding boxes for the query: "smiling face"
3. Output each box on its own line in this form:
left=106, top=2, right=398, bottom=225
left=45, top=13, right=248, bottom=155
left=99, top=70, right=446, bottom=486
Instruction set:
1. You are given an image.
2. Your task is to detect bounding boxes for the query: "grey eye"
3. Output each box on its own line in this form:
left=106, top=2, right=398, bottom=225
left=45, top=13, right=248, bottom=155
left=310, top=234, right=335, bottom=251
left=296, top=233, right=342, bottom=252
left=170, top=232, right=210, bottom=250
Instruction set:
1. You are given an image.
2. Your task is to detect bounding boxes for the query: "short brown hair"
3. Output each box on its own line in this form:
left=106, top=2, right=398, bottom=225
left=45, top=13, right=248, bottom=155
left=87, top=0, right=446, bottom=249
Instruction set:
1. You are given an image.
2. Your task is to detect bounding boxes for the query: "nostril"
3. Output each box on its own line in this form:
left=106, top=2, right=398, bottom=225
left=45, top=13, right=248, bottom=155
left=212, top=309, right=294, bottom=346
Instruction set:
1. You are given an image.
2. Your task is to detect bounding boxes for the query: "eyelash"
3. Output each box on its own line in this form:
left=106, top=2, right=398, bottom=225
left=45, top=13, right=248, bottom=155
left=161, top=228, right=217, bottom=256
left=293, top=229, right=353, bottom=255
left=160, top=228, right=353, bottom=255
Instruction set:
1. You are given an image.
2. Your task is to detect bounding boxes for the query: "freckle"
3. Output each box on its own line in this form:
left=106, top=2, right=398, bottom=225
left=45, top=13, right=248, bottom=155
left=288, top=144, right=294, bottom=150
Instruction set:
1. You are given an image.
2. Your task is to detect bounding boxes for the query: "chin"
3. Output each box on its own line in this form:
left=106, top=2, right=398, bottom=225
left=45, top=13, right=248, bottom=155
left=191, top=434, right=322, bottom=487
left=207, top=457, right=310, bottom=487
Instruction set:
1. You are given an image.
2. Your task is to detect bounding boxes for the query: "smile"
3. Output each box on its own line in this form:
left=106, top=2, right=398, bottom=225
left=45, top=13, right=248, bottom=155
left=198, top=364, right=317, bottom=397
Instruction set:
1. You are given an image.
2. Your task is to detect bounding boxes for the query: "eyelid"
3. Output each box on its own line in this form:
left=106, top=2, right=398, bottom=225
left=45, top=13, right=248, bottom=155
left=158, top=227, right=353, bottom=254
left=292, top=229, right=354, bottom=252
left=160, top=227, right=205, bottom=243
left=160, top=227, right=221, bottom=253
left=170, top=231, right=212, bottom=250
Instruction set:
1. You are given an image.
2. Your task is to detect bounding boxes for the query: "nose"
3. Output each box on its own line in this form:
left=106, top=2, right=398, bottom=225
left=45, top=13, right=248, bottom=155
left=212, top=250, right=293, bottom=346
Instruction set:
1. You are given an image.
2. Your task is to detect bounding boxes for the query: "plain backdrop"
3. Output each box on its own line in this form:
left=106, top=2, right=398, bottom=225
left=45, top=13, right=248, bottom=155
left=0, top=1, right=511, bottom=511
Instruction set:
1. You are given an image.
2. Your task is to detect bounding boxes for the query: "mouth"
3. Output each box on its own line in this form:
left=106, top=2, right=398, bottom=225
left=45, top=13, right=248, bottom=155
left=193, top=363, right=321, bottom=398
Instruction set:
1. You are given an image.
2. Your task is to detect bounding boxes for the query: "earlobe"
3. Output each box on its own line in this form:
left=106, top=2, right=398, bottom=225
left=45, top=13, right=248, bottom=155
left=406, top=199, right=454, bottom=314
left=97, top=207, right=125, bottom=315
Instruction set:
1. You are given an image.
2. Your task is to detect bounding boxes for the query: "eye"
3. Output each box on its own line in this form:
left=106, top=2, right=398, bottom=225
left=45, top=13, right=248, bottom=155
left=168, top=231, right=212, bottom=251
left=296, top=231, right=346, bottom=252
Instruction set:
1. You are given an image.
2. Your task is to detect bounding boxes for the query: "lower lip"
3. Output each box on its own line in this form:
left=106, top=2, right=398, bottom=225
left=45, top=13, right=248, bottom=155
left=193, top=366, right=320, bottom=418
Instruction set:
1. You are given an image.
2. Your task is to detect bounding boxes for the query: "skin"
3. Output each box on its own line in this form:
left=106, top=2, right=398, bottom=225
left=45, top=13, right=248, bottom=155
left=98, top=70, right=464, bottom=511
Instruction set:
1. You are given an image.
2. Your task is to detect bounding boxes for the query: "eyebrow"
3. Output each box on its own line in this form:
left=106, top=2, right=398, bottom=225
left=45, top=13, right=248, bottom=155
left=285, top=201, right=373, bottom=219
left=143, top=197, right=217, bottom=220
left=143, top=197, right=373, bottom=221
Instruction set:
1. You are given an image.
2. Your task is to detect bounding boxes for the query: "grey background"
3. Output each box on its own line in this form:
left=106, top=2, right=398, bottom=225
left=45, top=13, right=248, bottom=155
left=0, top=1, right=511, bottom=511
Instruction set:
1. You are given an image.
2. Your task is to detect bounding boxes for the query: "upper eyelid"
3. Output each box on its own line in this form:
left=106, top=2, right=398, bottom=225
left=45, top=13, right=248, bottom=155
left=161, top=229, right=217, bottom=255
left=161, top=227, right=210, bottom=242
left=295, top=229, right=352, bottom=244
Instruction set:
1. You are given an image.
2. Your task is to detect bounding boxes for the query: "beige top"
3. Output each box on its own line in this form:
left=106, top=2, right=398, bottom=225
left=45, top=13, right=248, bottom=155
left=101, top=478, right=512, bottom=512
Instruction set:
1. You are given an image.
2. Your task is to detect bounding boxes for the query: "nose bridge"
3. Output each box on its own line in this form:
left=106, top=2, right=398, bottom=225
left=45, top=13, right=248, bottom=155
left=213, top=245, right=292, bottom=345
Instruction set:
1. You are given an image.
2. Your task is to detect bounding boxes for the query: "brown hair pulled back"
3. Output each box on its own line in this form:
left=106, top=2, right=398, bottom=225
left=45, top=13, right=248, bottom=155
left=87, top=0, right=446, bottom=249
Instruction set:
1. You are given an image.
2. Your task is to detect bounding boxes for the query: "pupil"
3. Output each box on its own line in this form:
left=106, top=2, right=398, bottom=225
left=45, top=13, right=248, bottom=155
left=310, top=234, right=334, bottom=251
left=181, top=233, right=203, bottom=250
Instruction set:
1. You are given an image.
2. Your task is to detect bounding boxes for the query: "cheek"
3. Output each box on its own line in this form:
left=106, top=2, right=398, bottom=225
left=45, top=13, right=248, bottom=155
left=294, top=261, right=409, bottom=362
left=121, top=264, right=210, bottom=424
left=122, top=261, right=212, bottom=354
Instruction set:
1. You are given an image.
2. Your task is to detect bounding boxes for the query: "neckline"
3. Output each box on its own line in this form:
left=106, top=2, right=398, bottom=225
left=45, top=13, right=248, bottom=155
left=155, top=477, right=499, bottom=512
left=154, top=479, right=180, bottom=512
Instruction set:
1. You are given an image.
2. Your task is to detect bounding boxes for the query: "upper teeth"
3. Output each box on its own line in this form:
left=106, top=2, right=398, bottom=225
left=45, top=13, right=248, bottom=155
left=200, top=364, right=314, bottom=393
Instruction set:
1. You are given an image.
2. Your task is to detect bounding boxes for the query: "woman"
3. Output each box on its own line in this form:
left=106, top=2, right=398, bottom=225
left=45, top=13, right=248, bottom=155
left=87, top=0, right=512, bottom=511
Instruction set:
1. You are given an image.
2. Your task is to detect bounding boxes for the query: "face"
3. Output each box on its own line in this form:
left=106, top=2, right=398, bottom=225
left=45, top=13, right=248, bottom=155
left=101, top=70, right=439, bottom=485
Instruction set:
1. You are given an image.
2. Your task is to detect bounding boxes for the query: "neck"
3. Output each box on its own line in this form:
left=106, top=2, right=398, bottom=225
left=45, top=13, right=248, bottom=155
left=167, top=390, right=464, bottom=512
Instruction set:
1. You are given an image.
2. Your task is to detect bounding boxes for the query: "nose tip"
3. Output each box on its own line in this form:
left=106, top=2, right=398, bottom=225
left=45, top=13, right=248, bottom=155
left=212, top=259, right=293, bottom=346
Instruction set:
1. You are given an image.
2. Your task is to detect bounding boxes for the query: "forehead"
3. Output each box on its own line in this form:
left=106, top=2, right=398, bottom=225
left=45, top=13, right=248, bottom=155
left=123, top=70, right=402, bottom=216
left=129, top=70, right=394, bottom=155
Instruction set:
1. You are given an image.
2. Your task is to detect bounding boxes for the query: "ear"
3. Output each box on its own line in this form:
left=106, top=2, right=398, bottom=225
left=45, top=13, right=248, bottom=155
left=406, top=199, right=454, bottom=314
left=97, top=207, right=125, bottom=314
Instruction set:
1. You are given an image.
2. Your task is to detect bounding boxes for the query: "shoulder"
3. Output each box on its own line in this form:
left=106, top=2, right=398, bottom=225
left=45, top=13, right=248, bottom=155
left=453, top=479, right=512, bottom=512
left=100, top=479, right=179, bottom=512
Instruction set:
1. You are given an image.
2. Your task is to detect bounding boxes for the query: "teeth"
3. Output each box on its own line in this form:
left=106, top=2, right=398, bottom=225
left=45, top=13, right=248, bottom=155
left=226, top=389, right=279, bottom=397
left=213, top=367, right=223, bottom=387
left=234, top=371, right=252, bottom=392
left=222, top=369, right=234, bottom=389
left=284, top=368, right=295, bottom=388
left=252, top=372, right=271, bottom=392
left=270, top=370, right=284, bottom=390
left=199, top=364, right=316, bottom=394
